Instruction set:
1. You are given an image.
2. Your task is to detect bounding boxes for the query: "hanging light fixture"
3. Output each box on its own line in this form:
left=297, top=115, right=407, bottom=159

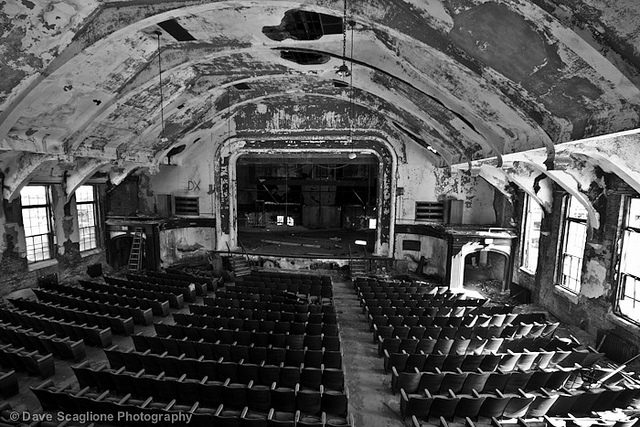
left=154, top=30, right=168, bottom=143
left=347, top=18, right=357, bottom=160
left=336, top=0, right=351, bottom=78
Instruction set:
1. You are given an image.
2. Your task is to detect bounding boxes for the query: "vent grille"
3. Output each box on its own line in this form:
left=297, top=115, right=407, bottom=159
left=415, top=201, right=444, bottom=222
left=174, top=197, right=199, bottom=216
left=402, top=240, right=421, bottom=251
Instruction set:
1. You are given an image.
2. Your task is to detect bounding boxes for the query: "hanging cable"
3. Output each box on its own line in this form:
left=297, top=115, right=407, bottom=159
left=336, top=0, right=350, bottom=77
left=347, top=18, right=357, bottom=160
left=155, top=31, right=165, bottom=138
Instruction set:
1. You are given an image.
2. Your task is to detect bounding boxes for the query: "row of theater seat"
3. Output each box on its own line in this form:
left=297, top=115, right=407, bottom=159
left=106, top=275, right=195, bottom=304
left=132, top=334, right=343, bottom=368
left=392, top=364, right=587, bottom=394
left=34, top=288, right=153, bottom=326
left=126, top=272, right=209, bottom=296
left=174, top=312, right=339, bottom=335
left=102, top=276, right=185, bottom=308
left=364, top=302, right=513, bottom=319
left=190, top=303, right=337, bottom=324
left=353, top=276, right=640, bottom=427
left=362, top=295, right=487, bottom=308
left=153, top=322, right=340, bottom=350
left=0, top=306, right=111, bottom=348
left=0, top=319, right=85, bottom=361
left=377, top=334, right=579, bottom=358
left=484, top=414, right=638, bottom=427
left=374, top=322, right=560, bottom=346
left=368, top=311, right=547, bottom=330
left=0, top=342, right=55, bottom=377
left=32, top=380, right=352, bottom=427
left=384, top=347, right=603, bottom=373
left=73, top=361, right=346, bottom=413
left=151, top=268, right=214, bottom=285
left=78, top=280, right=171, bottom=315
left=237, top=271, right=331, bottom=286
left=400, top=383, right=640, bottom=420
left=107, top=347, right=344, bottom=388
left=202, top=296, right=334, bottom=314
left=10, top=297, right=134, bottom=336
left=41, top=281, right=165, bottom=319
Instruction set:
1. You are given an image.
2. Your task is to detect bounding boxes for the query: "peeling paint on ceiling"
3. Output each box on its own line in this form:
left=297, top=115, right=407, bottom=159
left=0, top=0, right=639, bottom=178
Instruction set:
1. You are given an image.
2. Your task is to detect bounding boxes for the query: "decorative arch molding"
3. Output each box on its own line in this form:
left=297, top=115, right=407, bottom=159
left=214, top=133, right=398, bottom=257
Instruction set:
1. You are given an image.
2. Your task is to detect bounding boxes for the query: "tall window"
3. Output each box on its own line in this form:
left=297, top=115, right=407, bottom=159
left=20, top=185, right=54, bottom=263
left=616, top=197, right=640, bottom=324
left=76, top=185, right=98, bottom=251
left=559, top=196, right=588, bottom=293
left=521, top=195, right=543, bottom=272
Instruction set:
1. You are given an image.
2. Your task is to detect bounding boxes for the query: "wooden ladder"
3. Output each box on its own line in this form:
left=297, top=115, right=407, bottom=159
left=127, top=228, right=144, bottom=271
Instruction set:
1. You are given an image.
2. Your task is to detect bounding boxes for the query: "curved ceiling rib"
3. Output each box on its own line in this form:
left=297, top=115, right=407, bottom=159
left=1, top=0, right=639, bottom=175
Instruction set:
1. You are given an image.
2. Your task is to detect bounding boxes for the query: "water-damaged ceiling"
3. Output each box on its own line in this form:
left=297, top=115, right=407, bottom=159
left=1, top=0, right=639, bottom=181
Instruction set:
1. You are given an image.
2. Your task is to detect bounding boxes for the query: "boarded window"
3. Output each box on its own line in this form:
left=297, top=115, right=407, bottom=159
left=174, top=197, right=199, bottom=216
left=415, top=201, right=444, bottom=222
left=402, top=240, right=421, bottom=251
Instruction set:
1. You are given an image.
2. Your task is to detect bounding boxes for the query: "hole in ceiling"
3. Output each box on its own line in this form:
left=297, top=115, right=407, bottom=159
left=332, top=79, right=349, bottom=88
left=157, top=19, right=196, bottom=41
left=280, top=50, right=330, bottom=65
left=166, top=144, right=187, bottom=162
left=193, top=137, right=201, bottom=144
left=263, top=9, right=343, bottom=41
left=92, top=99, right=102, bottom=105
left=177, top=104, right=185, bottom=109
left=393, top=121, right=441, bottom=157
left=233, top=83, right=251, bottom=90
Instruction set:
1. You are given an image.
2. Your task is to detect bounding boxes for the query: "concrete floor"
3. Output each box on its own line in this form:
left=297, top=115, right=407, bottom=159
left=332, top=277, right=405, bottom=427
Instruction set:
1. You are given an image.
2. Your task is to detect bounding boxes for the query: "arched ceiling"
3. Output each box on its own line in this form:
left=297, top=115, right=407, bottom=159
left=1, top=0, right=639, bottom=180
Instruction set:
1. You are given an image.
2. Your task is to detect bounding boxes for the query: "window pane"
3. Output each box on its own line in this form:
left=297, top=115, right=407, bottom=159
left=565, top=221, right=587, bottom=257
left=521, top=196, right=543, bottom=271
left=25, top=234, right=50, bottom=262
left=77, top=204, right=95, bottom=228
left=20, top=186, right=47, bottom=206
left=619, top=275, right=640, bottom=323
left=79, top=226, right=97, bottom=251
left=22, top=207, right=49, bottom=236
left=76, top=185, right=95, bottom=203
left=621, top=230, right=640, bottom=278
left=628, top=198, right=640, bottom=229
left=568, top=197, right=588, bottom=220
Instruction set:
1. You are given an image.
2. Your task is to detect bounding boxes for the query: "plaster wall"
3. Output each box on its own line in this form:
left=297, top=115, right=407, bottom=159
left=148, top=150, right=215, bottom=217
left=397, top=142, right=496, bottom=224
left=159, top=226, right=216, bottom=268
left=393, top=234, right=448, bottom=278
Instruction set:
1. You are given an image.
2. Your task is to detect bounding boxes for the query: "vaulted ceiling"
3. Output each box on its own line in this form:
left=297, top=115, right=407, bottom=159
left=1, top=0, right=639, bottom=187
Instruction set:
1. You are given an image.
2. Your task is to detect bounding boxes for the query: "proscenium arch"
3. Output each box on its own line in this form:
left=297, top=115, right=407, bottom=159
left=215, top=135, right=398, bottom=257
left=148, top=89, right=457, bottom=165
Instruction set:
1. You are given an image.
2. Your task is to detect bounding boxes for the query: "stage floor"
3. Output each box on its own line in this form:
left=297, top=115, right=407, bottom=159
left=238, top=226, right=376, bottom=258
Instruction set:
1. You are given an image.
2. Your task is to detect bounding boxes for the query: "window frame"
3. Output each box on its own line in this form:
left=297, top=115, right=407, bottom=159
left=557, top=195, right=588, bottom=294
left=520, top=194, right=542, bottom=273
left=20, top=185, right=55, bottom=263
left=76, top=185, right=99, bottom=252
left=614, top=196, right=640, bottom=325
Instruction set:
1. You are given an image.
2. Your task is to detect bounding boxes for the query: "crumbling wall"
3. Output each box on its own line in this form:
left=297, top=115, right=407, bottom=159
left=0, top=183, right=106, bottom=296
left=521, top=175, right=640, bottom=354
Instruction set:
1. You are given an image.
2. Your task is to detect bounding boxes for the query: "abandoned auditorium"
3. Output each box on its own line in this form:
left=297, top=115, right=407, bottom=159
left=2, top=1, right=640, bottom=426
